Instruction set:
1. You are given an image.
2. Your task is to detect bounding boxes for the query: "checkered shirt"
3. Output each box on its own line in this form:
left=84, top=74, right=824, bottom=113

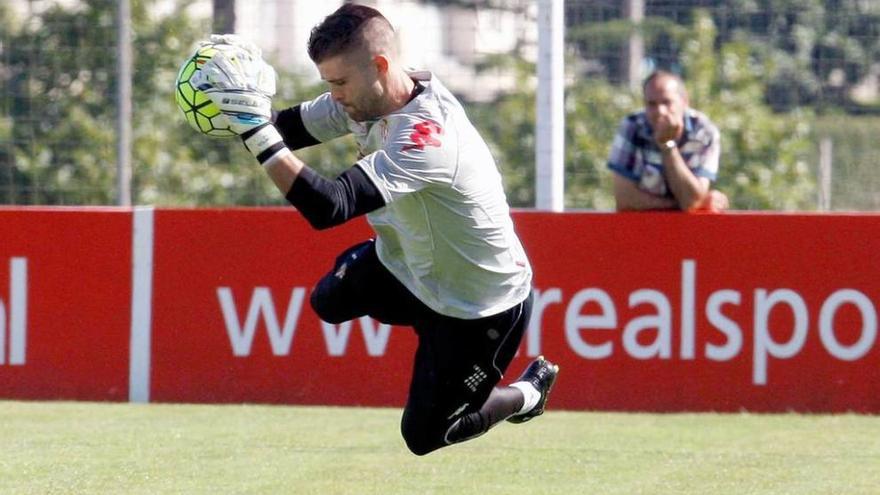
left=607, top=109, right=720, bottom=197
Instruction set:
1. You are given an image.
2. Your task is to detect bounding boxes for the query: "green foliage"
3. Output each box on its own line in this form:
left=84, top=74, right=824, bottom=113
left=721, top=0, right=880, bottom=111
left=681, top=11, right=816, bottom=210
left=130, top=1, right=268, bottom=206
left=472, top=9, right=815, bottom=211
left=563, top=82, right=637, bottom=210
left=567, top=17, right=690, bottom=80
left=640, top=0, right=880, bottom=111
left=468, top=58, right=536, bottom=207
left=565, top=0, right=880, bottom=110
left=0, top=0, right=355, bottom=206
left=131, top=1, right=351, bottom=206
left=0, top=1, right=837, bottom=210
left=814, top=115, right=880, bottom=211
left=1, top=0, right=119, bottom=204
left=469, top=56, right=630, bottom=210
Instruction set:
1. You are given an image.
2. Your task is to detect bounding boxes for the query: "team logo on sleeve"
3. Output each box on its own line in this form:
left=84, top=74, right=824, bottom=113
left=402, top=120, right=443, bottom=152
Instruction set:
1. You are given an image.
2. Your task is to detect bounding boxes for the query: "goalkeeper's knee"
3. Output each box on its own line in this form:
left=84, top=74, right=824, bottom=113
left=400, top=410, right=445, bottom=456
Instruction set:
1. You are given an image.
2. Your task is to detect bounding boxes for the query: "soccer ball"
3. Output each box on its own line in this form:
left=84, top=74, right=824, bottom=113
left=174, top=43, right=236, bottom=138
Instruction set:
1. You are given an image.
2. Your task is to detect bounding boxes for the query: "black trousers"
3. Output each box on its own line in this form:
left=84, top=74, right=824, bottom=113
left=311, top=240, right=533, bottom=455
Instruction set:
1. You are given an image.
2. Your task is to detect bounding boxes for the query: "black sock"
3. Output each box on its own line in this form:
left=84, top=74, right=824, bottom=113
left=445, top=386, right=524, bottom=444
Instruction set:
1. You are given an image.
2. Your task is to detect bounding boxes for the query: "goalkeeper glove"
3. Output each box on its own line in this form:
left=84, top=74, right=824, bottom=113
left=203, top=34, right=262, bottom=56
left=192, top=43, right=290, bottom=166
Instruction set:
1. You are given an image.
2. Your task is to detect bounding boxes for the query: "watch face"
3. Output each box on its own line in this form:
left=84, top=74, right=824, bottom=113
left=664, top=140, right=676, bottom=150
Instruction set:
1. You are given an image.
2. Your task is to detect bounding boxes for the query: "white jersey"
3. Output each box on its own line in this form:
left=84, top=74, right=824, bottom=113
left=300, top=71, right=532, bottom=319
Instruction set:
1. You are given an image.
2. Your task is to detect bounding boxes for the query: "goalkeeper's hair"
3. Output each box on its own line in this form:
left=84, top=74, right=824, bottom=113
left=308, top=4, right=395, bottom=64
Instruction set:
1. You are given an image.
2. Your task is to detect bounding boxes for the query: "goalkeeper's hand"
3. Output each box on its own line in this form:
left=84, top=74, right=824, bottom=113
left=204, top=34, right=262, bottom=58
left=192, top=41, right=291, bottom=166
left=191, top=44, right=276, bottom=135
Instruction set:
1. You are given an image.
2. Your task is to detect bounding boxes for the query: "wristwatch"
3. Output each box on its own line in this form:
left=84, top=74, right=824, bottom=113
left=662, top=139, right=677, bottom=152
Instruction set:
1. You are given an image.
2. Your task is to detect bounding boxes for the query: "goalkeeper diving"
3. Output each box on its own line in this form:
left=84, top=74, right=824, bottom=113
left=190, top=3, right=559, bottom=456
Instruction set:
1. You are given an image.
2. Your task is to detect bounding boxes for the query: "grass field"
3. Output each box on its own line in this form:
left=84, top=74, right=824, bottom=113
left=1, top=401, right=879, bottom=494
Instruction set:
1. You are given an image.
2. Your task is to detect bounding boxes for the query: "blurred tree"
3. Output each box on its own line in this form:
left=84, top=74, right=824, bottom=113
left=212, top=0, right=235, bottom=34
left=0, top=0, right=355, bottom=206
left=420, top=0, right=530, bottom=10
left=468, top=57, right=537, bottom=207
left=568, top=0, right=880, bottom=112
left=471, top=9, right=816, bottom=211
left=1, top=0, right=121, bottom=204
left=681, top=10, right=816, bottom=210
left=709, top=0, right=880, bottom=112
left=0, top=1, right=821, bottom=209
left=469, top=55, right=628, bottom=210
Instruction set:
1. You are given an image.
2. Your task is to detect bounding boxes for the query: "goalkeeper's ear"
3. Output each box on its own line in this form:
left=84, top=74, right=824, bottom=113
left=373, top=55, right=390, bottom=75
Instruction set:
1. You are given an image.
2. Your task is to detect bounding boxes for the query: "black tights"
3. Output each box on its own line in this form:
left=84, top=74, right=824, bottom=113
left=312, top=240, right=532, bottom=456
left=444, top=387, right=524, bottom=444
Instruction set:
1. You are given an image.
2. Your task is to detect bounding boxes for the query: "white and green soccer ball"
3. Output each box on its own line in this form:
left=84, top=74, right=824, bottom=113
left=174, top=43, right=236, bottom=138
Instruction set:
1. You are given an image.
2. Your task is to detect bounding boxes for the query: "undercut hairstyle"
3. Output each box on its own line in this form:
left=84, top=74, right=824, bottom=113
left=308, top=4, right=396, bottom=64
left=642, top=70, right=687, bottom=97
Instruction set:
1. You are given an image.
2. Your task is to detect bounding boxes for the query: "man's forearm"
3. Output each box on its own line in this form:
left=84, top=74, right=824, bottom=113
left=264, top=151, right=305, bottom=196
left=661, top=147, right=709, bottom=210
left=613, top=175, right=678, bottom=211
left=616, top=191, right=678, bottom=211
left=264, top=151, right=386, bottom=230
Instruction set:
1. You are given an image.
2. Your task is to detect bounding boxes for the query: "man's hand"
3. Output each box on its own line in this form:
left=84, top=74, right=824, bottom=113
left=191, top=43, right=276, bottom=135
left=653, top=113, right=683, bottom=146
left=204, top=34, right=262, bottom=59
left=191, top=39, right=291, bottom=166
left=692, top=189, right=730, bottom=212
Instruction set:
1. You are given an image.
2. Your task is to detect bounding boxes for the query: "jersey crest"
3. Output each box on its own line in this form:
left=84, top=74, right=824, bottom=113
left=402, top=120, right=443, bottom=152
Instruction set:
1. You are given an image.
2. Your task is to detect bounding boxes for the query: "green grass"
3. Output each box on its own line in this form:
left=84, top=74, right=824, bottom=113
left=1, top=401, right=879, bottom=494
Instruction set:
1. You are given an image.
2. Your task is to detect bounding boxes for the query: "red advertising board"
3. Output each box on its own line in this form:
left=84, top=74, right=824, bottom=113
left=514, top=211, right=880, bottom=412
left=148, top=209, right=880, bottom=412
left=0, top=208, right=131, bottom=401
left=148, top=208, right=415, bottom=406
left=2, top=207, right=880, bottom=413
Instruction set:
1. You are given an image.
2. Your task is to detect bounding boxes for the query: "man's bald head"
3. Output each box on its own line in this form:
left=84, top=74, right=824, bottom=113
left=642, top=70, right=689, bottom=142
left=308, top=4, right=397, bottom=65
left=643, top=70, right=687, bottom=100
